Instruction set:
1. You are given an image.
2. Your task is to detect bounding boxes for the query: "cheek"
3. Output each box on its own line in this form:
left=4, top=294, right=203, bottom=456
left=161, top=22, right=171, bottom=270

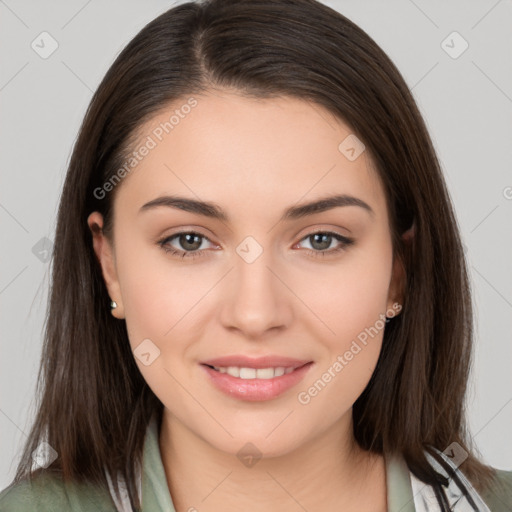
left=115, top=239, right=206, bottom=341
left=300, top=244, right=393, bottom=346
left=295, top=245, right=392, bottom=404
left=114, top=247, right=205, bottom=410
left=115, top=244, right=219, bottom=406
left=296, top=295, right=389, bottom=420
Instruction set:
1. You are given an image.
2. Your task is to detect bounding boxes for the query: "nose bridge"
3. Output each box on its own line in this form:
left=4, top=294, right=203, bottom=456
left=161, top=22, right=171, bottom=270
left=219, top=234, right=290, bottom=336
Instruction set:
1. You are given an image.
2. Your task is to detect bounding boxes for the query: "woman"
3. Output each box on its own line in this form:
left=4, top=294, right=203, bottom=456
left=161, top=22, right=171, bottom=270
left=1, top=0, right=510, bottom=510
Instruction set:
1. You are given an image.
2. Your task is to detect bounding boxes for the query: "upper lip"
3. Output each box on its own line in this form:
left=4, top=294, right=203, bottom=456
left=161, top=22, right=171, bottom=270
left=201, top=355, right=312, bottom=369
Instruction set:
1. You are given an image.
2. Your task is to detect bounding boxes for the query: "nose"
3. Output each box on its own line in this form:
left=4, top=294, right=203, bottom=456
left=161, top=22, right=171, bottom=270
left=218, top=243, right=293, bottom=340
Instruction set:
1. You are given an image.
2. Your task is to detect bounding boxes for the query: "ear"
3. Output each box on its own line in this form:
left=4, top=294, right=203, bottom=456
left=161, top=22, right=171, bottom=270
left=386, top=222, right=415, bottom=315
left=87, top=212, right=125, bottom=319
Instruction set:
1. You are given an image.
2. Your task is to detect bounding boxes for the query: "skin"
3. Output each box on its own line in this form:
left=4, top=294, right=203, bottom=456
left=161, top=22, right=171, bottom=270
left=88, top=90, right=407, bottom=512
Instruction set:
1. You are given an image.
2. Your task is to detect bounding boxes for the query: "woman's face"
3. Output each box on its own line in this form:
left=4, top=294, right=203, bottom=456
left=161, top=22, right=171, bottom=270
left=89, top=90, right=403, bottom=458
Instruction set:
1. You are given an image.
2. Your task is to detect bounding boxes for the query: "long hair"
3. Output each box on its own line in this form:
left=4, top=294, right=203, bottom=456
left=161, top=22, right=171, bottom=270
left=10, top=0, right=496, bottom=510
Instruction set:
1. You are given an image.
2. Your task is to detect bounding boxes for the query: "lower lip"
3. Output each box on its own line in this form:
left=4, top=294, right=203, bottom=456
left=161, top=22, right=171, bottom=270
left=200, top=362, right=314, bottom=401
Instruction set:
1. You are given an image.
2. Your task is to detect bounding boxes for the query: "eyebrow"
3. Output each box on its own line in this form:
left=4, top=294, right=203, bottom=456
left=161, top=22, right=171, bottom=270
left=139, top=193, right=375, bottom=222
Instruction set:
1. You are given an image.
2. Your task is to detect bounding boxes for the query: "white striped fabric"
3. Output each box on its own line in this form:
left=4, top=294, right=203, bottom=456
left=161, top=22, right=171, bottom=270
left=411, top=447, right=491, bottom=511
left=105, top=462, right=142, bottom=512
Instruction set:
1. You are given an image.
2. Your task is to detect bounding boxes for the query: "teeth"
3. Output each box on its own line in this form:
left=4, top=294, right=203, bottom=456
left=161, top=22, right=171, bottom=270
left=212, top=366, right=295, bottom=379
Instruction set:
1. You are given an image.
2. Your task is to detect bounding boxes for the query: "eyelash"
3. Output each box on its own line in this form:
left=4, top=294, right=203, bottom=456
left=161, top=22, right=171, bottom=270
left=157, top=230, right=355, bottom=260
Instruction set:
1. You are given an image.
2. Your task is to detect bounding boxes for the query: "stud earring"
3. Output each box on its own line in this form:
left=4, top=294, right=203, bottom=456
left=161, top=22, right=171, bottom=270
left=110, top=300, right=118, bottom=310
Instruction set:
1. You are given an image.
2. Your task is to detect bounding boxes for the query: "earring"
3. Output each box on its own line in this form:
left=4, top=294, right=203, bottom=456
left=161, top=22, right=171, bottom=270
left=110, top=300, right=118, bottom=310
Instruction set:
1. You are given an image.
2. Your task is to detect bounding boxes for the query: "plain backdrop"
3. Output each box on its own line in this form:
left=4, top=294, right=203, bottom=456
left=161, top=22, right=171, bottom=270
left=1, top=0, right=511, bottom=491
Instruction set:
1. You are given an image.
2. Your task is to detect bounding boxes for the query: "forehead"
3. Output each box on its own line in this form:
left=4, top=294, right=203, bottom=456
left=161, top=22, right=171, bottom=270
left=113, top=91, right=387, bottom=224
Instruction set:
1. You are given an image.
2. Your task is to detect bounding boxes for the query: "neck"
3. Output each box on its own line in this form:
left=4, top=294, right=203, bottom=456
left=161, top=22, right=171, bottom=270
left=159, top=409, right=387, bottom=512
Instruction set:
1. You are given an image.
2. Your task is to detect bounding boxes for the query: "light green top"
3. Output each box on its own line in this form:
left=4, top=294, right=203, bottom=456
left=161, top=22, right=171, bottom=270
left=1, top=416, right=511, bottom=511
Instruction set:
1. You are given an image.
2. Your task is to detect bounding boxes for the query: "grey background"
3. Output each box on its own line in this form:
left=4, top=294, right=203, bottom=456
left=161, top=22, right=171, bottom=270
left=1, top=0, right=511, bottom=491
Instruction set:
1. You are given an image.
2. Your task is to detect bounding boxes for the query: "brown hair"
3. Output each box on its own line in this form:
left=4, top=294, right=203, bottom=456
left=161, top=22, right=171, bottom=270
left=9, top=0, right=496, bottom=510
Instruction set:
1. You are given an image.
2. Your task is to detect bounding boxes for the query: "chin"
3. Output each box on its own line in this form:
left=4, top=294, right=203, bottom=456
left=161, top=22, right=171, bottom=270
left=204, top=428, right=306, bottom=462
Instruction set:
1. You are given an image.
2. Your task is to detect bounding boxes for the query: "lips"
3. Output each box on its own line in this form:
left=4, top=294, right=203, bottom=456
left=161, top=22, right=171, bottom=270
left=199, top=355, right=314, bottom=401
left=201, top=355, right=311, bottom=369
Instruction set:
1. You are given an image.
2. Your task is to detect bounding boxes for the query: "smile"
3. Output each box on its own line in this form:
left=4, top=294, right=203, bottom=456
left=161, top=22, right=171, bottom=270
left=200, top=362, right=314, bottom=401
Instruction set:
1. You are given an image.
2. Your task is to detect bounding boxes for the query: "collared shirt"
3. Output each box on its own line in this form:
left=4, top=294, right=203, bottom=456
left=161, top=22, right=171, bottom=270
left=1, top=414, right=511, bottom=511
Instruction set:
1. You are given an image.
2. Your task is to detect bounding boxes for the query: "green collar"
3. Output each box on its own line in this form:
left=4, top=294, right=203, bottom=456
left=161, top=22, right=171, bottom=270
left=141, top=415, right=176, bottom=511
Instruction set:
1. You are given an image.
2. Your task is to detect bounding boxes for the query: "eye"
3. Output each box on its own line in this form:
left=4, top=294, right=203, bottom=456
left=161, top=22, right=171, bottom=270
left=295, top=231, right=354, bottom=257
left=157, top=231, right=216, bottom=259
left=157, top=230, right=355, bottom=260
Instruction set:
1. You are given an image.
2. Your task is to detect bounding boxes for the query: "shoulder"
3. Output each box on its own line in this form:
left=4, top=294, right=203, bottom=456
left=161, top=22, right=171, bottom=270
left=480, top=468, right=512, bottom=511
left=0, top=470, right=117, bottom=512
